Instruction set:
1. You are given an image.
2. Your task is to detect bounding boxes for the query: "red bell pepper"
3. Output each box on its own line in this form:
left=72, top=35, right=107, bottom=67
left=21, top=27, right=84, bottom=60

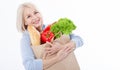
left=41, top=25, right=54, bottom=43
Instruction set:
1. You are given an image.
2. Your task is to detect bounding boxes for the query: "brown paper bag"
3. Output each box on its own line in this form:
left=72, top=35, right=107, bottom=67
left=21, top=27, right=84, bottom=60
left=31, top=35, right=80, bottom=70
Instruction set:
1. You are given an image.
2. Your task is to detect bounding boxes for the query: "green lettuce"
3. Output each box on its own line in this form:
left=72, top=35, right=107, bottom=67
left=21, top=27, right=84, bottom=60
left=50, top=18, right=76, bottom=38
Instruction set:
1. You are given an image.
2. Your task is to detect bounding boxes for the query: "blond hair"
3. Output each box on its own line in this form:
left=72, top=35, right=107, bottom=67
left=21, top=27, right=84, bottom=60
left=16, top=2, right=41, bottom=33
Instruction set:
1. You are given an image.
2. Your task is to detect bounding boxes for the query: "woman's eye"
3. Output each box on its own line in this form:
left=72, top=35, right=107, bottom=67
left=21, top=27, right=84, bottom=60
left=34, top=11, right=39, bottom=14
left=27, top=15, right=31, bottom=18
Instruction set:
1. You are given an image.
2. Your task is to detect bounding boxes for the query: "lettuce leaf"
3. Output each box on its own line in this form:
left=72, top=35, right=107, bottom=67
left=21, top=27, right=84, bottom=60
left=50, top=18, right=76, bottom=38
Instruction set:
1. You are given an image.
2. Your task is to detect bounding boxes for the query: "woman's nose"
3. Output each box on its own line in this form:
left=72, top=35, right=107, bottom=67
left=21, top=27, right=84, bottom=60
left=32, top=15, right=37, bottom=19
left=32, top=15, right=38, bottom=23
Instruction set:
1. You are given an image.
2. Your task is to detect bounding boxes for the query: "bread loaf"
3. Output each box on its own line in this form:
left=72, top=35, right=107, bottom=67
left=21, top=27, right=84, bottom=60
left=27, top=25, right=40, bottom=46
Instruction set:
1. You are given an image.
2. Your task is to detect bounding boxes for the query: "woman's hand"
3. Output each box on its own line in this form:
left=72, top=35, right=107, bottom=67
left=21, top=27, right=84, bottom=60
left=64, top=40, right=76, bottom=52
left=44, top=42, right=61, bottom=57
left=55, top=46, right=72, bottom=62
left=43, top=40, right=76, bottom=58
left=42, top=43, right=73, bottom=69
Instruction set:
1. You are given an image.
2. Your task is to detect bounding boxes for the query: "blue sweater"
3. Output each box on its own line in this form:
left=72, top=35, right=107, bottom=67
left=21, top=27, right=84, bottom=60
left=20, top=28, right=83, bottom=70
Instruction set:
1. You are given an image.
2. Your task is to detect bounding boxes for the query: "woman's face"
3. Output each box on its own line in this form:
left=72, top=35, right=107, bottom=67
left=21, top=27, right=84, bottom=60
left=23, top=7, right=43, bottom=28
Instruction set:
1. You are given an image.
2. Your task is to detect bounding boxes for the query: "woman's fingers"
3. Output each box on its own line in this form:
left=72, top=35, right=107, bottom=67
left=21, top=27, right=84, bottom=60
left=59, top=47, right=69, bottom=57
left=66, top=46, right=75, bottom=54
left=61, top=46, right=73, bottom=55
left=44, top=43, right=74, bottom=60
left=45, top=47, right=58, bottom=56
left=61, top=46, right=68, bottom=52
left=46, top=41, right=53, bottom=47
left=45, top=48, right=52, bottom=51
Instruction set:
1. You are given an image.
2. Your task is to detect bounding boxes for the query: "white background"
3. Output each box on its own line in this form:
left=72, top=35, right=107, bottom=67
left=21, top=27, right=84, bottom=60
left=0, top=0, right=120, bottom=70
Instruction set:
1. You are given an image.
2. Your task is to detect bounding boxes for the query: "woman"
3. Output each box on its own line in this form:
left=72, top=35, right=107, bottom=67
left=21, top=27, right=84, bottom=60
left=16, top=2, right=83, bottom=70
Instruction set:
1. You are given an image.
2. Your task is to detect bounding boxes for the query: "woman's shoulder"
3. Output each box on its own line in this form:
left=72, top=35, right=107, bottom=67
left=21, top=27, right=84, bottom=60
left=22, top=30, right=29, bottom=37
left=21, top=30, right=30, bottom=41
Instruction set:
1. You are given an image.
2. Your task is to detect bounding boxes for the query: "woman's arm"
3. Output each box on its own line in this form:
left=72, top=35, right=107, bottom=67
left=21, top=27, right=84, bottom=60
left=70, top=33, right=84, bottom=48
left=43, top=45, right=73, bottom=70
left=20, top=32, right=43, bottom=70
left=44, top=34, right=84, bottom=56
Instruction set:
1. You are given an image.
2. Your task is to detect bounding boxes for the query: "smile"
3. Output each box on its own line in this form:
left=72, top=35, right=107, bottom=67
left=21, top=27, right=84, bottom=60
left=33, top=19, right=40, bottom=24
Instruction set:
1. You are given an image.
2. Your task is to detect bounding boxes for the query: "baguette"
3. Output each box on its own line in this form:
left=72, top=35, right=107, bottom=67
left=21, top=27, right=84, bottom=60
left=27, top=25, right=40, bottom=46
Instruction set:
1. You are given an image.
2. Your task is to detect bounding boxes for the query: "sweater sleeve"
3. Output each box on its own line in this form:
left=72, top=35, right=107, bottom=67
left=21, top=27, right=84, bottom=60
left=20, top=31, right=43, bottom=70
left=70, top=34, right=84, bottom=48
